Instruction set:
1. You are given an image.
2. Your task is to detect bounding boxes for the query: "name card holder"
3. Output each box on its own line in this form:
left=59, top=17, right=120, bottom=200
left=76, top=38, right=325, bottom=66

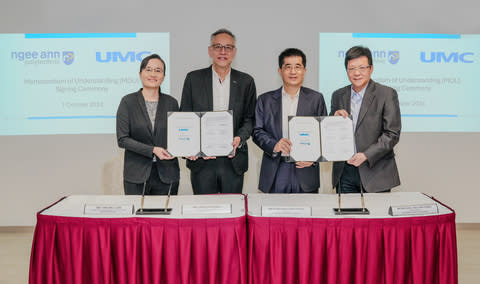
left=261, top=206, right=312, bottom=217
left=388, top=203, right=439, bottom=216
left=84, top=204, right=134, bottom=215
left=182, top=204, right=232, bottom=215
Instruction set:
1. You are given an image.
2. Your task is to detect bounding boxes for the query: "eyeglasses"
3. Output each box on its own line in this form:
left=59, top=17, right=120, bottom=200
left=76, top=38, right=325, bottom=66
left=347, top=65, right=371, bottom=73
left=144, top=67, right=164, bottom=74
left=211, top=44, right=235, bottom=53
left=282, top=64, right=304, bottom=72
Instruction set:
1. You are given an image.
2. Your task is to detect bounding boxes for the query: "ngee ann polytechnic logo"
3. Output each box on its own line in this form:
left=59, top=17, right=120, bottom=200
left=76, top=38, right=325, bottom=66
left=337, top=49, right=400, bottom=65
left=388, top=51, right=399, bottom=64
left=63, top=51, right=74, bottom=65
left=10, top=50, right=75, bottom=66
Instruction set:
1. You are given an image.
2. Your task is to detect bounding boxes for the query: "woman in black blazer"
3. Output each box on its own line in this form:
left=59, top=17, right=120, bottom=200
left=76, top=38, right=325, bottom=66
left=116, top=54, right=180, bottom=195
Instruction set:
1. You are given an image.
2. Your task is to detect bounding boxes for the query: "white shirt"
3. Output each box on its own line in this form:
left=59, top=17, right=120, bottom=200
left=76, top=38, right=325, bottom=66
left=350, top=84, right=367, bottom=131
left=281, top=87, right=300, bottom=145
left=212, top=66, right=230, bottom=111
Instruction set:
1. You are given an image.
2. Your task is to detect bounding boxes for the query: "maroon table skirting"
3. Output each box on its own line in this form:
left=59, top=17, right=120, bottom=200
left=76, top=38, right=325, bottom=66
left=29, top=214, right=247, bottom=284
left=247, top=213, right=457, bottom=284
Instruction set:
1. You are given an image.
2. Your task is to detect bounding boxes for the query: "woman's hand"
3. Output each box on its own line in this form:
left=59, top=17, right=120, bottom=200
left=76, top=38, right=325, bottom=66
left=153, top=147, right=174, bottom=160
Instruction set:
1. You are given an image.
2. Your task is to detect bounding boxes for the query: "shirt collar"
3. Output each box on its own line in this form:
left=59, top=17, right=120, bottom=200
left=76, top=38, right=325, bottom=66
left=351, top=83, right=368, bottom=99
left=281, top=87, right=300, bottom=99
left=212, top=66, right=231, bottom=84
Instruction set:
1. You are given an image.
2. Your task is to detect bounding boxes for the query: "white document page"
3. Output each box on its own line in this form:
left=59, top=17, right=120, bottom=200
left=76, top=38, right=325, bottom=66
left=200, top=111, right=233, bottom=156
left=320, top=116, right=355, bottom=161
left=288, top=116, right=321, bottom=162
left=167, top=112, right=201, bottom=156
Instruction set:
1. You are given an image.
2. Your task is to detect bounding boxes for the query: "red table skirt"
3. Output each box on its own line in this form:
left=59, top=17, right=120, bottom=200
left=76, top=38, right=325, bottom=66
left=247, top=213, right=457, bottom=284
left=29, top=214, right=247, bottom=284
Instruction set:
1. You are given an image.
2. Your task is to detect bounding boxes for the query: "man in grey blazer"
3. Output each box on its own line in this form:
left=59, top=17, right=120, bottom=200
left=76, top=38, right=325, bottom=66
left=180, top=29, right=256, bottom=194
left=331, top=46, right=401, bottom=193
left=253, top=48, right=327, bottom=193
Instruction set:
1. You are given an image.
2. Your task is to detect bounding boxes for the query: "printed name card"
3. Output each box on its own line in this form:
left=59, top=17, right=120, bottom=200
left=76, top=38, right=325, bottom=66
left=84, top=204, right=134, bottom=215
left=261, top=206, right=312, bottom=217
left=182, top=204, right=232, bottom=215
left=388, top=203, right=439, bottom=216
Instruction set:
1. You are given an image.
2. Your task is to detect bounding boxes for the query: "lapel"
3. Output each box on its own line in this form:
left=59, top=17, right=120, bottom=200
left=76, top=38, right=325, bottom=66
left=272, top=87, right=283, bottom=138
left=356, top=80, right=376, bottom=128
left=296, top=87, right=308, bottom=116
left=203, top=67, right=213, bottom=110
left=343, top=87, right=351, bottom=113
left=135, top=90, right=153, bottom=135
left=228, top=68, right=238, bottom=111
left=153, top=94, right=166, bottom=136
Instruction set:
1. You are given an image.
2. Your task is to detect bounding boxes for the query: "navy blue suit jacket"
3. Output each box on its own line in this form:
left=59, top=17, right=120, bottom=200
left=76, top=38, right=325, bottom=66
left=253, top=87, right=327, bottom=193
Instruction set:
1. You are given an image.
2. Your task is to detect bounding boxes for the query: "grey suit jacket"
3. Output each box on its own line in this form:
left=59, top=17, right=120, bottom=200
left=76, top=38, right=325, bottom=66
left=180, top=66, right=257, bottom=175
left=253, top=87, right=327, bottom=193
left=116, top=90, right=180, bottom=184
left=330, top=80, right=401, bottom=192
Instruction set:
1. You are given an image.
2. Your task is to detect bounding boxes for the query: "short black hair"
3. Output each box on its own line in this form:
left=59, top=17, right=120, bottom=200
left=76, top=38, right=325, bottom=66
left=210, top=28, right=236, bottom=42
left=344, top=46, right=373, bottom=69
left=278, top=48, right=306, bottom=68
left=139, top=53, right=166, bottom=75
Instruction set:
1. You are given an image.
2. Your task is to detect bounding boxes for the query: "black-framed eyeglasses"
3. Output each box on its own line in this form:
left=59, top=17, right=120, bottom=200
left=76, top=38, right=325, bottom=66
left=282, top=64, right=304, bottom=72
left=211, top=44, right=235, bottom=53
left=347, top=65, right=371, bottom=73
left=144, top=67, right=164, bottom=74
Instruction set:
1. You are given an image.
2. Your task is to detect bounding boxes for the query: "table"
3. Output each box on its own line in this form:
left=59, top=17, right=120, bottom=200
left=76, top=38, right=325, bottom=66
left=247, top=192, right=457, bottom=284
left=29, top=194, right=247, bottom=284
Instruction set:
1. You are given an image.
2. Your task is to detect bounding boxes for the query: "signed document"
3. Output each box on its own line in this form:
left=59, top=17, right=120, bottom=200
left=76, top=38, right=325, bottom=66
left=167, top=111, right=233, bottom=157
left=167, top=112, right=201, bottom=157
left=200, top=111, right=234, bottom=156
left=319, top=116, right=355, bottom=161
left=288, top=116, right=321, bottom=162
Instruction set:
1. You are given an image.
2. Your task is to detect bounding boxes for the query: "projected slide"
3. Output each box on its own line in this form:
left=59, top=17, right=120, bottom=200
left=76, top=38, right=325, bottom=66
left=0, top=33, right=169, bottom=135
left=319, top=33, right=479, bottom=132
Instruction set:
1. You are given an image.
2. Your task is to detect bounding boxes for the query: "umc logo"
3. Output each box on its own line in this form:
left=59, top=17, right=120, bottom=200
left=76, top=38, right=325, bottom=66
left=420, top=51, right=474, bottom=63
left=96, top=51, right=151, bottom=63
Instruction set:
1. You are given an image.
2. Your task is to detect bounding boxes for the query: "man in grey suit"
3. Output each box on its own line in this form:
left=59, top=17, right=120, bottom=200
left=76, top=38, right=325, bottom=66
left=331, top=46, right=401, bottom=193
left=180, top=28, right=257, bottom=194
left=253, top=48, right=327, bottom=193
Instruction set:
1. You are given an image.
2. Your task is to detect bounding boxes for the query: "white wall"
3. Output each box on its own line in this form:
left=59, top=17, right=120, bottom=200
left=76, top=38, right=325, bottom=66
left=1, top=0, right=480, bottom=225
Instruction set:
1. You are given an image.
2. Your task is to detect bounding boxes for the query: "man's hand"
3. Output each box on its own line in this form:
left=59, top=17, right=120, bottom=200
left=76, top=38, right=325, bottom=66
left=274, top=138, right=292, bottom=155
left=296, top=161, right=314, bottom=168
left=347, top=152, right=367, bottom=167
left=334, top=109, right=349, bottom=118
left=202, top=156, right=217, bottom=160
left=228, top=136, right=241, bottom=158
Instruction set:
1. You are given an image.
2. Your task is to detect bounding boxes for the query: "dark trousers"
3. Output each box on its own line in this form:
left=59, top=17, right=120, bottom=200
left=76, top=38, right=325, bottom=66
left=338, top=163, right=390, bottom=193
left=124, top=163, right=179, bottom=195
left=273, top=161, right=299, bottom=193
left=270, top=161, right=315, bottom=193
left=190, top=157, right=244, bottom=194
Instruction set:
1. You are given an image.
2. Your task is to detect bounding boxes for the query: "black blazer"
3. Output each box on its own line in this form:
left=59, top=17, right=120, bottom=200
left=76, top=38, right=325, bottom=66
left=180, top=66, right=257, bottom=175
left=253, top=87, right=327, bottom=192
left=116, top=90, right=179, bottom=184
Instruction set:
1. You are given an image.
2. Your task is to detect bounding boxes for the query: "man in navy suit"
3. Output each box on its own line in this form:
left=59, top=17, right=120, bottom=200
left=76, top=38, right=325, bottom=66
left=180, top=29, right=257, bottom=194
left=253, top=48, right=327, bottom=193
